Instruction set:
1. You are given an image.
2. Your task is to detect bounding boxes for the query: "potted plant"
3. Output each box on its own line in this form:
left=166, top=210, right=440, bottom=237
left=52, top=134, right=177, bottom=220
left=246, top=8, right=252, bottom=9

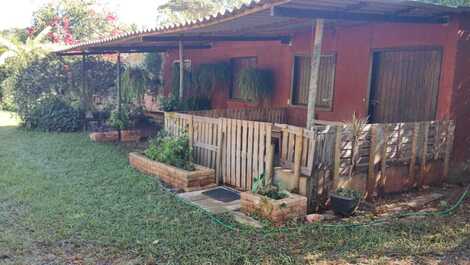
left=240, top=173, right=307, bottom=226
left=330, top=188, right=363, bottom=217
left=129, top=131, right=216, bottom=192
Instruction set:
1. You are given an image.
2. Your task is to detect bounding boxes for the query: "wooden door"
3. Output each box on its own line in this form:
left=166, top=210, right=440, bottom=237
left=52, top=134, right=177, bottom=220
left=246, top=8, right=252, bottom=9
left=368, top=48, right=442, bottom=123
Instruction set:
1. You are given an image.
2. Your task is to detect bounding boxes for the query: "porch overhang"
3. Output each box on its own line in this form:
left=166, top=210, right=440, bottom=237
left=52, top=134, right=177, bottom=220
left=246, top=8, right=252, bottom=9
left=55, top=0, right=468, bottom=56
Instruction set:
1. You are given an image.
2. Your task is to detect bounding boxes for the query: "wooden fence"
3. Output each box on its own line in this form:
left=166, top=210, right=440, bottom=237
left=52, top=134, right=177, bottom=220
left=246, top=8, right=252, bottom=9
left=186, top=107, right=288, bottom=124
left=164, top=111, right=455, bottom=211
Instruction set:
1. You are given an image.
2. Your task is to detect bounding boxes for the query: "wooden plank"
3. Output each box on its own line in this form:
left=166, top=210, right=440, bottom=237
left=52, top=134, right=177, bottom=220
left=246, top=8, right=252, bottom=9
left=241, top=120, right=248, bottom=190
left=281, top=124, right=289, bottom=162
left=216, top=119, right=223, bottom=184
left=221, top=119, right=227, bottom=185
left=366, top=124, right=377, bottom=200
left=409, top=122, right=419, bottom=185
left=419, top=122, right=430, bottom=188
left=293, top=127, right=304, bottom=188
left=253, top=122, right=260, bottom=180
left=443, top=120, right=455, bottom=180
left=235, top=119, right=242, bottom=189
left=333, top=126, right=342, bottom=181
left=247, top=121, right=254, bottom=189
left=265, top=123, right=273, bottom=183
left=306, top=19, right=324, bottom=129
left=288, top=128, right=295, bottom=164
left=259, top=123, right=266, bottom=179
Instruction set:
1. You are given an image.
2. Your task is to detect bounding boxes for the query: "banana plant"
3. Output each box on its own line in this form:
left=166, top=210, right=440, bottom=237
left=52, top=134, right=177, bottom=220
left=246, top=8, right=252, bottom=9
left=0, top=27, right=60, bottom=65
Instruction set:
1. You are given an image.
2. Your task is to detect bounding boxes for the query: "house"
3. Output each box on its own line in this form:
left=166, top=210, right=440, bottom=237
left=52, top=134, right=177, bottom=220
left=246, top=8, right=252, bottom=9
left=58, top=0, right=470, bottom=162
left=57, top=0, right=469, bottom=206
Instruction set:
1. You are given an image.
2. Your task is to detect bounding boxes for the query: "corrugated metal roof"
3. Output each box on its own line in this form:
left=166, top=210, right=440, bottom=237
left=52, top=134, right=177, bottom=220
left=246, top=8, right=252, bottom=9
left=57, top=0, right=468, bottom=54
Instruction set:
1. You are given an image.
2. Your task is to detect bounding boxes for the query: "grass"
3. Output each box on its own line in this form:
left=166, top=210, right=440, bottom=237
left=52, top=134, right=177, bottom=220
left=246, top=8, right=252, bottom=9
left=0, top=110, right=469, bottom=264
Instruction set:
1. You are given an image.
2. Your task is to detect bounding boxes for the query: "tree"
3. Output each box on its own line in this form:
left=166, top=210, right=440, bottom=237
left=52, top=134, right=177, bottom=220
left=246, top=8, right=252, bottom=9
left=155, top=0, right=250, bottom=25
left=30, top=0, right=129, bottom=45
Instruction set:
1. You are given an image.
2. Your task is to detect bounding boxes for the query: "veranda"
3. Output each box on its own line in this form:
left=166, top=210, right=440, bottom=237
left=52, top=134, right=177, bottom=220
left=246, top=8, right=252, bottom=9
left=164, top=108, right=455, bottom=211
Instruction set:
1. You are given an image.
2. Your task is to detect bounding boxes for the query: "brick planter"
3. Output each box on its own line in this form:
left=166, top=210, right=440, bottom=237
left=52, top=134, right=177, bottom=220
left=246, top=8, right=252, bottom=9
left=89, top=130, right=143, bottom=142
left=128, top=152, right=216, bottom=192
left=240, top=191, right=307, bottom=226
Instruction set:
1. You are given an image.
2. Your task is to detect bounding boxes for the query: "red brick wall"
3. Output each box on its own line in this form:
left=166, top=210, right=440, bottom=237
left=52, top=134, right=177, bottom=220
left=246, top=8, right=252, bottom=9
left=163, top=18, right=460, bottom=127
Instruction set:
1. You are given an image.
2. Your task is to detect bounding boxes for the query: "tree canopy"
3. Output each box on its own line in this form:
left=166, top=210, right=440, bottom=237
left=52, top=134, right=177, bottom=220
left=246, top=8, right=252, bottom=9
left=155, top=0, right=251, bottom=25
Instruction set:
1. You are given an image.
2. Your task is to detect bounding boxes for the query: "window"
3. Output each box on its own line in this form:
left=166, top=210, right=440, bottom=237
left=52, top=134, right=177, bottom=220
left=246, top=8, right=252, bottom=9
left=230, top=57, right=257, bottom=100
left=291, top=54, right=336, bottom=110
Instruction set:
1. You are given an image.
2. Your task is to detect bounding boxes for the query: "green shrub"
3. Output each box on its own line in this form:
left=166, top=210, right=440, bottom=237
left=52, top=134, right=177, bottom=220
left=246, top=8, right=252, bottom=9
left=107, top=109, right=130, bottom=130
left=252, top=173, right=289, bottom=200
left=30, top=97, right=81, bottom=132
left=144, top=131, right=194, bottom=171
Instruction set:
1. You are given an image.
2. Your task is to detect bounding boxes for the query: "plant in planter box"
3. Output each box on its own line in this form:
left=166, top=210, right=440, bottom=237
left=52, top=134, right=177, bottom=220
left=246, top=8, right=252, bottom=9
left=144, top=131, right=195, bottom=171
left=330, top=188, right=363, bottom=217
left=252, top=173, right=289, bottom=200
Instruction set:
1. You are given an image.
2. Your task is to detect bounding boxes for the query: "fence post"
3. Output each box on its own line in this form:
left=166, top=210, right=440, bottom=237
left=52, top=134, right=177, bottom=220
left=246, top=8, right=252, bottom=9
left=265, top=123, right=274, bottom=183
left=419, top=122, right=430, bottom=188
left=332, top=125, right=342, bottom=189
left=188, top=115, right=194, bottom=147
left=293, top=127, right=304, bottom=188
left=215, top=118, right=224, bottom=185
left=409, top=122, right=419, bottom=186
left=366, top=124, right=377, bottom=200
left=443, top=120, right=455, bottom=180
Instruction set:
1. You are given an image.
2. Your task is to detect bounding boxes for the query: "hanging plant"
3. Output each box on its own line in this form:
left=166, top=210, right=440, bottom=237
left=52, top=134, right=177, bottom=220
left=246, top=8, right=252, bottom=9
left=237, top=67, right=274, bottom=103
left=171, top=63, right=192, bottom=98
left=192, top=62, right=231, bottom=97
left=121, top=65, right=150, bottom=104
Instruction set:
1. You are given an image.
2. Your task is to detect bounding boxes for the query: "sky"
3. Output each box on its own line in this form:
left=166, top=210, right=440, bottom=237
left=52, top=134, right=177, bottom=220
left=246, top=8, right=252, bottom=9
left=0, top=0, right=167, bottom=30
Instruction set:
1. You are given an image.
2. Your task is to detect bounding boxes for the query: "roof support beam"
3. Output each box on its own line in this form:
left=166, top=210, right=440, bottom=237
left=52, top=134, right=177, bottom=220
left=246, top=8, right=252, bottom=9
left=271, top=6, right=449, bottom=24
left=57, top=44, right=212, bottom=56
left=306, top=19, right=324, bottom=130
left=141, top=35, right=291, bottom=44
left=179, top=41, right=184, bottom=99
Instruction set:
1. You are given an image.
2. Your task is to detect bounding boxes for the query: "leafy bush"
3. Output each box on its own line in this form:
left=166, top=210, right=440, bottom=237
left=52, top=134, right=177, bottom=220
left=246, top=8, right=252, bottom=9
left=30, top=97, right=81, bottom=132
left=144, top=131, right=194, bottom=171
left=107, top=109, right=130, bottom=130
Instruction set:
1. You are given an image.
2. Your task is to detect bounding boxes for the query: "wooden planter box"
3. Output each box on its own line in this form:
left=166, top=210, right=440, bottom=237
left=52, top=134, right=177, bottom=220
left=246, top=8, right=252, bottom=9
left=240, top=191, right=307, bottom=226
left=89, top=130, right=143, bottom=142
left=128, top=152, right=216, bottom=192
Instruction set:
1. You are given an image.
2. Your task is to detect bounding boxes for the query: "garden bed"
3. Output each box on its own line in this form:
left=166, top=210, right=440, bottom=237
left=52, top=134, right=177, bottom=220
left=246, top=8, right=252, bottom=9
left=129, top=152, right=216, bottom=192
left=89, top=129, right=144, bottom=142
left=240, top=191, right=307, bottom=226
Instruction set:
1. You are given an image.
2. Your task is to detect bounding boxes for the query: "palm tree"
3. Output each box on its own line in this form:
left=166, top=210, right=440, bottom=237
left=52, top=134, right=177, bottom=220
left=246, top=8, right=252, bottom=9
left=0, top=27, right=58, bottom=65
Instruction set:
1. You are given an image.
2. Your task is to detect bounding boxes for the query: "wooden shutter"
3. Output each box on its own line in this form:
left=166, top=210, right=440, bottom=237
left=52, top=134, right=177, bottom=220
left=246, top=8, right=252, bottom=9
left=231, top=57, right=257, bottom=100
left=369, top=49, right=442, bottom=123
left=292, top=54, right=336, bottom=109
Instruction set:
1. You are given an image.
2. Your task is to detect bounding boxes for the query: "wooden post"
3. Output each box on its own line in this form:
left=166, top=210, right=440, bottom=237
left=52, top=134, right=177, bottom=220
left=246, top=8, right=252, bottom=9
left=216, top=119, right=224, bottom=185
left=409, top=123, right=419, bottom=186
left=443, top=120, right=455, bottom=179
left=178, top=40, right=184, bottom=99
left=116, top=52, right=122, bottom=113
left=379, top=124, right=388, bottom=192
left=116, top=52, right=122, bottom=141
left=265, top=124, right=274, bottom=183
left=306, top=19, right=324, bottom=130
left=293, top=127, right=304, bottom=185
left=419, top=122, right=430, bottom=188
left=188, top=115, right=194, bottom=147
left=366, top=124, right=377, bottom=200
left=332, top=125, right=342, bottom=188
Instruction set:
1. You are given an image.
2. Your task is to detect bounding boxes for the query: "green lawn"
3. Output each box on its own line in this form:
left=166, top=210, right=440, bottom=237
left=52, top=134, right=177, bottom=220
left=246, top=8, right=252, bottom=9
left=0, top=111, right=469, bottom=265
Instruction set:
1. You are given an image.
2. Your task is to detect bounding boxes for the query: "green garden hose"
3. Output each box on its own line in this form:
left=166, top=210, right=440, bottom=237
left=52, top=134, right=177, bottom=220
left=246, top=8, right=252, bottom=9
left=158, top=181, right=469, bottom=233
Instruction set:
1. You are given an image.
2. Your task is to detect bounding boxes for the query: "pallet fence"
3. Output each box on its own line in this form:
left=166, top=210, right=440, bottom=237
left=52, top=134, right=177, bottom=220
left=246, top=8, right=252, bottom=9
left=164, top=111, right=455, bottom=211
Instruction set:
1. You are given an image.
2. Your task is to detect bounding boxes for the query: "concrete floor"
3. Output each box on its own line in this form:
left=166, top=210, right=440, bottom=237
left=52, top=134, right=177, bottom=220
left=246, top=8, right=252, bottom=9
left=177, top=186, right=262, bottom=228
